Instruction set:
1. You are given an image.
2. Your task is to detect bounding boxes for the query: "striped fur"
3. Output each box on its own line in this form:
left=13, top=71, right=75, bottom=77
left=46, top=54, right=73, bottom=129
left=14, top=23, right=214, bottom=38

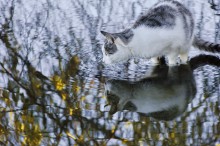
left=101, top=0, right=220, bottom=65
left=193, top=37, right=220, bottom=53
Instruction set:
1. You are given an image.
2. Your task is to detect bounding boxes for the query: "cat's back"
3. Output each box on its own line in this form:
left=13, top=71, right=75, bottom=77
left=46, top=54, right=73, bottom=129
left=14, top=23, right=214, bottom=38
left=133, top=0, right=194, bottom=31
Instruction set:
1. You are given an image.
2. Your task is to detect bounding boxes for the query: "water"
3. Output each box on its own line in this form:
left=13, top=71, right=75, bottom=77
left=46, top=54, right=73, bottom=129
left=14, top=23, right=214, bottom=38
left=0, top=0, right=220, bottom=145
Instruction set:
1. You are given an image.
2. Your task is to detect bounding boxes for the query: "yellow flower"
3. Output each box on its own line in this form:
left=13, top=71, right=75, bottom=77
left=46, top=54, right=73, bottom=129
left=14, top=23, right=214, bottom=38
left=52, top=75, right=65, bottom=91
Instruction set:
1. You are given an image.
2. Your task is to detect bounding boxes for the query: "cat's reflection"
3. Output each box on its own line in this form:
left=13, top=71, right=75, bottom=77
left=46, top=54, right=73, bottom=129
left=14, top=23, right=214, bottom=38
left=105, top=65, right=197, bottom=121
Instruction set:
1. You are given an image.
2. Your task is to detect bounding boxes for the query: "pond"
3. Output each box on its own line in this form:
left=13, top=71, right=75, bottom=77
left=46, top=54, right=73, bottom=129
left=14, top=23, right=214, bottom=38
left=0, top=0, right=220, bottom=145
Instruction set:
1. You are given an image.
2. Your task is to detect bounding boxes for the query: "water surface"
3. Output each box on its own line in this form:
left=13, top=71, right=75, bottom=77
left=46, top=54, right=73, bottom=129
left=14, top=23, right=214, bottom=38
left=0, top=0, right=220, bottom=145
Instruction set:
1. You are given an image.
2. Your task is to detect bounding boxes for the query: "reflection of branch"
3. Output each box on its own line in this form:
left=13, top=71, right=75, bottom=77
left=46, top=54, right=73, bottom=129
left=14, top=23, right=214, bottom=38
left=208, top=0, right=220, bottom=11
left=0, top=23, right=30, bottom=66
left=28, top=4, right=49, bottom=53
left=0, top=107, right=27, bottom=113
left=0, top=63, right=29, bottom=92
left=178, top=95, right=207, bottom=122
left=8, top=0, right=15, bottom=27
left=71, top=0, right=103, bottom=60
left=196, top=4, right=205, bottom=38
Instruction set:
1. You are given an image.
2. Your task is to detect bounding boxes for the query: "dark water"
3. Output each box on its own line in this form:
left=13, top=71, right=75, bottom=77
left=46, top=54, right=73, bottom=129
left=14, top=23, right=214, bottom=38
left=0, top=0, right=220, bottom=145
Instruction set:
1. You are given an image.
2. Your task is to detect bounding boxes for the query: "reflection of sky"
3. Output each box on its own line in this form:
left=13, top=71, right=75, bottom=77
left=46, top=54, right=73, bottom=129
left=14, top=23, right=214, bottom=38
left=0, top=0, right=220, bottom=145
left=0, top=0, right=219, bottom=77
left=0, top=0, right=219, bottom=111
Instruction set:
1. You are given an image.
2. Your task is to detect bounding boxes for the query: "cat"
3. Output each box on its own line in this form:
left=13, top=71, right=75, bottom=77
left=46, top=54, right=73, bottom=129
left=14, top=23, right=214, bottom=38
left=105, top=65, right=196, bottom=121
left=101, top=0, right=220, bottom=65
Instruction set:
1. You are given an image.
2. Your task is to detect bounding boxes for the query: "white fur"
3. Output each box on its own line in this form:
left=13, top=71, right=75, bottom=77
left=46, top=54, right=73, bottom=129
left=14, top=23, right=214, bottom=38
left=128, top=17, right=193, bottom=65
left=102, top=1, right=195, bottom=65
left=107, top=81, right=188, bottom=114
left=131, top=84, right=187, bottom=113
left=102, top=40, right=131, bottom=64
left=105, top=66, right=196, bottom=116
left=154, top=1, right=178, bottom=9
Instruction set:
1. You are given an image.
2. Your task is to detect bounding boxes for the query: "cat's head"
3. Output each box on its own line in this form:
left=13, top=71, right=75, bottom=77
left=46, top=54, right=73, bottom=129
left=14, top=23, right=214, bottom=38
left=100, top=29, right=134, bottom=64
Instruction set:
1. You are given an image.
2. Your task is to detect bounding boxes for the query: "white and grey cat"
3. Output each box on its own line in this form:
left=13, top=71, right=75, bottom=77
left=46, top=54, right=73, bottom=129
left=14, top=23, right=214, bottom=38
left=101, top=0, right=220, bottom=65
left=105, top=65, right=196, bottom=121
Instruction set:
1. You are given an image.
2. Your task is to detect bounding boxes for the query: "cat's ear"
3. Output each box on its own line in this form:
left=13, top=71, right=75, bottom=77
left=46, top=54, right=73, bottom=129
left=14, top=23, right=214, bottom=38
left=100, top=31, right=115, bottom=43
left=101, top=30, right=133, bottom=47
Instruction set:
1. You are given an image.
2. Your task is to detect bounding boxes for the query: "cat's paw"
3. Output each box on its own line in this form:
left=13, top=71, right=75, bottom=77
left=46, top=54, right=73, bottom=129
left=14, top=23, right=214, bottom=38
left=151, top=57, right=160, bottom=64
left=180, top=53, right=189, bottom=64
left=167, top=54, right=178, bottom=66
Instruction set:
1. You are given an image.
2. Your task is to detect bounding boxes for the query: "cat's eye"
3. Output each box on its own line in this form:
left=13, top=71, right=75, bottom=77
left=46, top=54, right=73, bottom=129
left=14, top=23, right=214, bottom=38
left=104, top=42, right=117, bottom=55
left=105, top=46, right=112, bottom=55
left=104, top=45, right=111, bottom=55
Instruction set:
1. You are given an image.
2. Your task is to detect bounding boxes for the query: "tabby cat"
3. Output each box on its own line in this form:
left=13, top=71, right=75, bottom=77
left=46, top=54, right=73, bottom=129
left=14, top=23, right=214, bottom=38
left=101, top=0, right=220, bottom=65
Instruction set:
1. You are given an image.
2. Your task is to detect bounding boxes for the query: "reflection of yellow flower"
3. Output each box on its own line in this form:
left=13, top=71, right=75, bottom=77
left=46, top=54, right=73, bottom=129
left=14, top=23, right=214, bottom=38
left=36, top=83, right=41, bottom=88
left=66, top=131, right=76, bottom=140
left=170, top=132, right=175, bottom=139
left=52, top=75, right=65, bottom=91
left=73, top=55, right=80, bottom=64
left=61, top=93, right=67, bottom=100
left=111, top=125, right=116, bottom=133
left=81, top=96, right=86, bottom=102
left=74, top=86, right=80, bottom=93
left=69, top=108, right=74, bottom=115
left=20, top=123, right=25, bottom=132
left=22, top=124, right=42, bottom=146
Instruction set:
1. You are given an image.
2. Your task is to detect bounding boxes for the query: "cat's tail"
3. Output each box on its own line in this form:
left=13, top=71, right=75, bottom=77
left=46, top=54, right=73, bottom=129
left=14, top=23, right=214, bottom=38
left=193, top=37, right=220, bottom=53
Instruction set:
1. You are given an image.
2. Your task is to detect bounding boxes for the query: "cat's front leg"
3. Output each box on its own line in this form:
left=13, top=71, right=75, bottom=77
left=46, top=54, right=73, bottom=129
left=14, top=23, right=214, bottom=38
left=167, top=53, right=178, bottom=66
left=151, top=57, right=160, bottom=64
left=179, top=52, right=189, bottom=64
